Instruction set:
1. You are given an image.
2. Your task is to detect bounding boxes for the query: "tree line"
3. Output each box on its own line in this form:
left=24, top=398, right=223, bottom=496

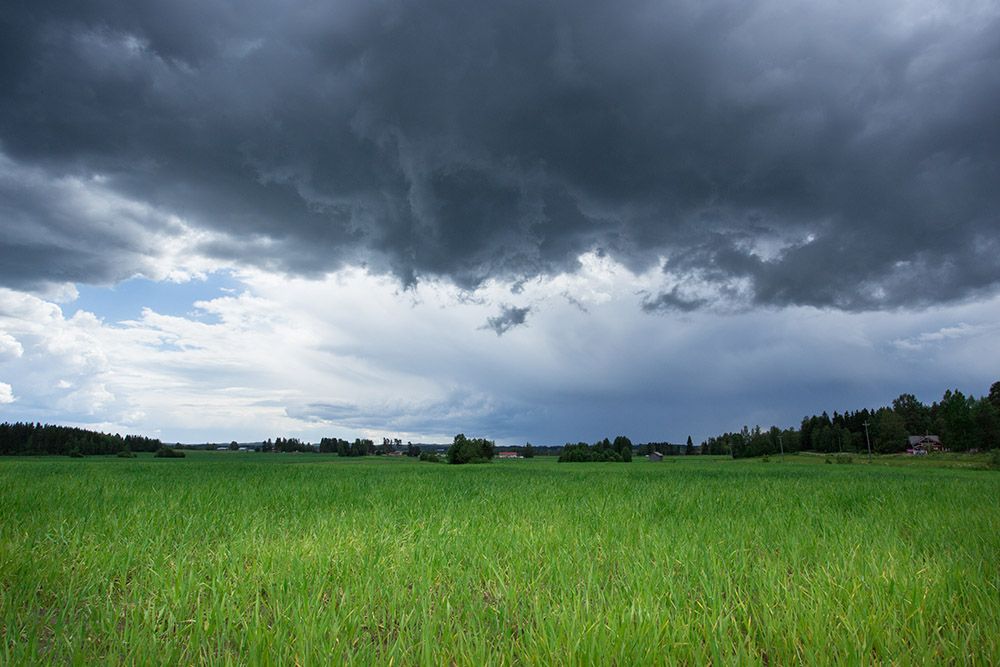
left=255, top=437, right=423, bottom=457
left=14, top=382, right=995, bottom=462
left=311, top=434, right=513, bottom=463
left=635, top=436, right=695, bottom=456
left=702, top=382, right=1000, bottom=458
left=0, top=422, right=163, bottom=456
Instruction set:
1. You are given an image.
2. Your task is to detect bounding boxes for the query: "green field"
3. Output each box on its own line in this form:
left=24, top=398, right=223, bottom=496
left=2, top=454, right=998, bottom=665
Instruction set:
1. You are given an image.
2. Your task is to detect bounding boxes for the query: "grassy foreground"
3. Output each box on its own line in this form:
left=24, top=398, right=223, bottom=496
left=1, top=454, right=998, bottom=665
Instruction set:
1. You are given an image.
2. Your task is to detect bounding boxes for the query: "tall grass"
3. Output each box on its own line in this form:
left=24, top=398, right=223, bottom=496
left=1, top=454, right=998, bottom=664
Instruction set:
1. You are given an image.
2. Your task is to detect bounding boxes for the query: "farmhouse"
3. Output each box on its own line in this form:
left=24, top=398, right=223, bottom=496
left=907, top=435, right=943, bottom=454
left=498, top=451, right=518, bottom=459
left=648, top=451, right=663, bottom=462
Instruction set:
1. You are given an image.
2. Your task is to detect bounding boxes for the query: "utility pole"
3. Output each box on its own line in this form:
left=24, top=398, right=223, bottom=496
left=863, top=421, right=873, bottom=463
left=778, top=434, right=785, bottom=462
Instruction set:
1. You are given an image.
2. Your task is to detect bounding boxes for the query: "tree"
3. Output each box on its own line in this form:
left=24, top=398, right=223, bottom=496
left=939, top=389, right=974, bottom=451
left=747, top=426, right=773, bottom=458
left=558, top=442, right=590, bottom=462
left=229, top=441, right=239, bottom=451
left=612, top=436, right=633, bottom=462
left=872, top=408, right=907, bottom=453
left=814, top=424, right=836, bottom=453
left=685, top=436, right=693, bottom=456
left=523, top=442, right=535, bottom=458
left=971, top=397, right=1000, bottom=450
left=320, top=437, right=344, bottom=453
left=892, top=393, right=930, bottom=435
left=988, top=381, right=1000, bottom=412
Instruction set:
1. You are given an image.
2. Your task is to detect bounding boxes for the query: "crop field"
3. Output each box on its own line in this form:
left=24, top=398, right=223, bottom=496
left=2, top=454, right=998, bottom=665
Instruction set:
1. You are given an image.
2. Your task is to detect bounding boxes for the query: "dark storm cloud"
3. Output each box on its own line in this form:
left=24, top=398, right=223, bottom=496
left=2, top=0, right=999, bottom=309
left=641, top=287, right=707, bottom=314
left=0, top=152, right=192, bottom=289
left=482, top=304, right=531, bottom=336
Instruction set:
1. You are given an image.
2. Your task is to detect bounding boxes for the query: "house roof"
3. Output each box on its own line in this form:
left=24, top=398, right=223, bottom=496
left=908, top=435, right=941, bottom=446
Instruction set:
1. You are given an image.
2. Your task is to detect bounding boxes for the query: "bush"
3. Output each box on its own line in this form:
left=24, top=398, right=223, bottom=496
left=835, top=453, right=853, bottom=464
left=68, top=447, right=84, bottom=458
left=116, top=448, right=136, bottom=458
left=419, top=451, right=441, bottom=463
left=154, top=447, right=185, bottom=458
left=761, top=454, right=771, bottom=463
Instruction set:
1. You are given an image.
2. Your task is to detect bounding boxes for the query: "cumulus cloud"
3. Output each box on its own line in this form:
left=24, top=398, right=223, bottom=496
left=1, top=0, right=997, bottom=310
left=1, top=264, right=999, bottom=443
left=0, top=331, right=23, bottom=359
left=0, top=288, right=126, bottom=420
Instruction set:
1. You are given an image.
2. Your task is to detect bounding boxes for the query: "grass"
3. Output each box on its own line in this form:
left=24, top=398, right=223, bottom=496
left=1, top=453, right=998, bottom=664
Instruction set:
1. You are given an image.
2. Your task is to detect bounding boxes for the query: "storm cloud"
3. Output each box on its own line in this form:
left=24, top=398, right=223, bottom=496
left=483, top=304, right=531, bottom=336
left=2, top=0, right=999, bottom=309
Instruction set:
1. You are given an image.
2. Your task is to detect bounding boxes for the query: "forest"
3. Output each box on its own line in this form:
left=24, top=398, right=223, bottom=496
left=701, top=383, right=1000, bottom=458
left=0, top=422, right=162, bottom=456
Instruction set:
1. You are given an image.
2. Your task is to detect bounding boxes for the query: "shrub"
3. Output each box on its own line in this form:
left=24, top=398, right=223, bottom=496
left=419, top=451, right=441, bottom=463
left=989, top=449, right=1000, bottom=470
left=68, top=447, right=84, bottom=458
left=835, top=453, right=853, bottom=464
left=116, top=448, right=136, bottom=458
left=154, top=447, right=185, bottom=458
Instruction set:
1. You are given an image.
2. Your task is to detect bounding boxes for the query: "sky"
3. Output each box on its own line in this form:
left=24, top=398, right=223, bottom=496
left=1, top=0, right=998, bottom=446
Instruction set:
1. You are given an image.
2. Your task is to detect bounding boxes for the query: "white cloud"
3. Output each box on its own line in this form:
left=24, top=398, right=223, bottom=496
left=0, top=288, right=125, bottom=419
left=0, top=332, right=23, bottom=359
left=0, top=382, right=15, bottom=404
left=890, top=322, right=996, bottom=351
left=1, top=263, right=999, bottom=444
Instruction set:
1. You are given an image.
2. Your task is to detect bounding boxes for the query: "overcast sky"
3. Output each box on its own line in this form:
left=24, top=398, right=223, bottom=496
left=1, top=0, right=998, bottom=445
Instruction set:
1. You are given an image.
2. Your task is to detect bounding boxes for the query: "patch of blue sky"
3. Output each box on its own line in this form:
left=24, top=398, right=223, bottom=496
left=70, top=271, right=244, bottom=325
